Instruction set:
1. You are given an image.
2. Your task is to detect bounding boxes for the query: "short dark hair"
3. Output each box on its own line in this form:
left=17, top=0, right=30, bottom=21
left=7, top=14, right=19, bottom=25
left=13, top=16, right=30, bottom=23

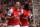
left=14, top=1, right=20, bottom=4
left=24, top=3, right=29, bottom=11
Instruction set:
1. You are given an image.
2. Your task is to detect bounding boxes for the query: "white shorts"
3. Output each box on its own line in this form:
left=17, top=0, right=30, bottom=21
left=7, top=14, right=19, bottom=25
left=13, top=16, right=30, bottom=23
left=20, top=26, right=29, bottom=27
left=8, top=25, right=20, bottom=27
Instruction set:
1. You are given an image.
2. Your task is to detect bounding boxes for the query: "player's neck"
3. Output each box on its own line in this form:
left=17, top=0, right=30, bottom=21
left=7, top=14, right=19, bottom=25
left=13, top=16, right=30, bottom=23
left=26, top=10, right=29, bottom=12
left=16, top=8, right=19, bottom=11
left=15, top=8, right=19, bottom=11
left=14, top=6, right=19, bottom=11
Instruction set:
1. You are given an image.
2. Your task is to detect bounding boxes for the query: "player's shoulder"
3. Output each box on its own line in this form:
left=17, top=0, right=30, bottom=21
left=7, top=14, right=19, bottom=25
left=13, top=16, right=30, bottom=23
left=22, top=9, right=25, bottom=11
left=28, top=10, right=31, bottom=14
left=8, top=8, right=14, bottom=12
left=11, top=8, right=15, bottom=10
left=22, top=9, right=27, bottom=13
left=28, top=10, right=31, bottom=12
left=22, top=9, right=27, bottom=12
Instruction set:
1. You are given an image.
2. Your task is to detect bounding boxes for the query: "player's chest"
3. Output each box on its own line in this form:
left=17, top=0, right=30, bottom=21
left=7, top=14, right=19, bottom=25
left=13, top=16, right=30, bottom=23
left=13, top=11, right=20, bottom=16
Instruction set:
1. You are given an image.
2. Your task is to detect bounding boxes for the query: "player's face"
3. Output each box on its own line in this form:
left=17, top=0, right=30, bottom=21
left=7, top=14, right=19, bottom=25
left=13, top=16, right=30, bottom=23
left=15, top=2, right=21, bottom=9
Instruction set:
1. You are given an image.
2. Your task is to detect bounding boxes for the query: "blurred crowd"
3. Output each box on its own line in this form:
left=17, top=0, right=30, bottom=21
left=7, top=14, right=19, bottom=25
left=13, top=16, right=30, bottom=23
left=33, top=0, right=40, bottom=27
left=0, top=0, right=40, bottom=27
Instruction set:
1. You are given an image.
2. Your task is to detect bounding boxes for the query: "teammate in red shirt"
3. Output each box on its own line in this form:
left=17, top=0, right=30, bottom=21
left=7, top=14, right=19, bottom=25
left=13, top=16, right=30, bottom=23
left=6, top=2, right=21, bottom=27
left=20, top=3, right=32, bottom=27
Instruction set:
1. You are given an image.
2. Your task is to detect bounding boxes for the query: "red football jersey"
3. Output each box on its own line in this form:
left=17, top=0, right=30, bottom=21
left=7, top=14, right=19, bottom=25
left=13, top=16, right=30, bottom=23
left=27, top=10, right=31, bottom=18
left=8, top=8, right=21, bottom=25
left=0, top=13, right=2, bottom=17
left=20, top=9, right=31, bottom=26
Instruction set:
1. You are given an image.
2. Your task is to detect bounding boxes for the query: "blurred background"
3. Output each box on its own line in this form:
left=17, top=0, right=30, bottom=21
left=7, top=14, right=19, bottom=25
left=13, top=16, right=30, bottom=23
left=0, top=0, right=40, bottom=27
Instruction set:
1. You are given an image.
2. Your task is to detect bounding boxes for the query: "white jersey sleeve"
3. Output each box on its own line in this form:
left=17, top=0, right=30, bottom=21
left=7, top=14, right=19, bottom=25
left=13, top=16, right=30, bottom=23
left=8, top=9, right=13, bottom=16
left=29, top=14, right=32, bottom=19
left=20, top=9, right=23, bottom=15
